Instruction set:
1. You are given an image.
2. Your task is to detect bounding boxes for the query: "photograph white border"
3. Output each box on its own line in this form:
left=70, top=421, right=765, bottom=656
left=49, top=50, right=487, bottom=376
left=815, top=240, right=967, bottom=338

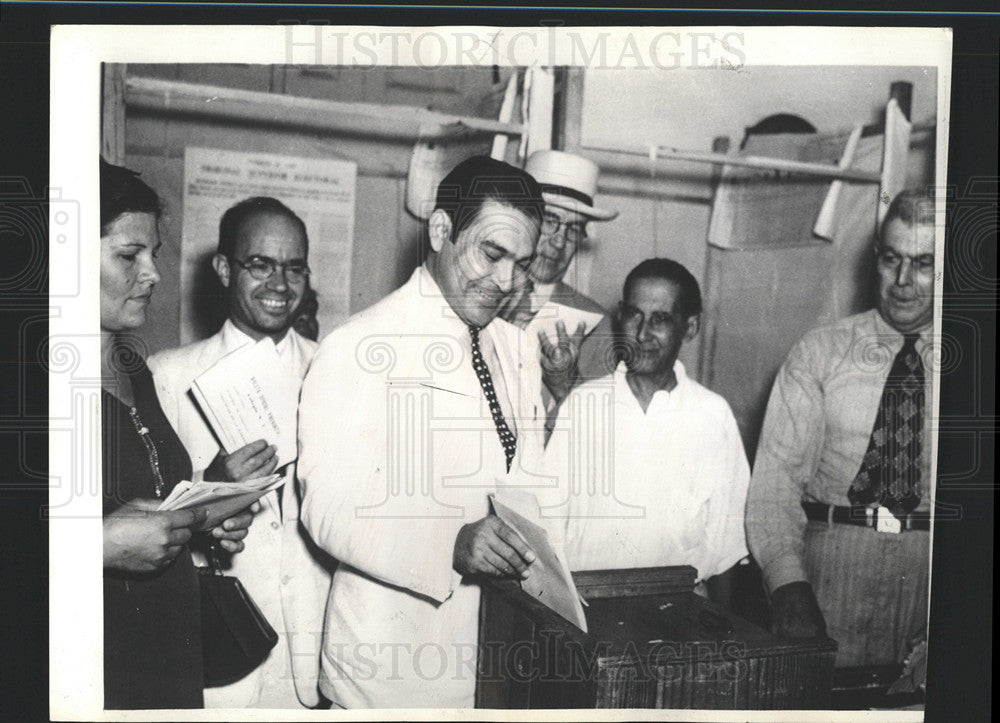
left=49, top=24, right=952, bottom=722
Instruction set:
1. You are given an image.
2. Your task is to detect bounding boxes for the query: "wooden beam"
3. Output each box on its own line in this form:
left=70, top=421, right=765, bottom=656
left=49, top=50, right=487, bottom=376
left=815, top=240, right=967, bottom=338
left=125, top=76, right=526, bottom=139
left=582, top=143, right=883, bottom=183
left=698, top=135, right=732, bottom=385
left=101, top=64, right=127, bottom=164
left=560, top=67, right=586, bottom=153
left=524, top=66, right=554, bottom=156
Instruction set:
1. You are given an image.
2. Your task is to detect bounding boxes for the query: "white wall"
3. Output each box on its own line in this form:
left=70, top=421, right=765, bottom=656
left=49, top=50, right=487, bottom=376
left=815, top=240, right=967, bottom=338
left=570, top=65, right=937, bottom=380
left=582, top=65, right=937, bottom=152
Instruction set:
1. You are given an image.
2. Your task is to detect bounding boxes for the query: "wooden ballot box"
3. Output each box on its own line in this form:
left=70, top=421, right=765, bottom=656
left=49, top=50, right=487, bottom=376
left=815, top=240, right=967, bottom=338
left=476, top=566, right=837, bottom=710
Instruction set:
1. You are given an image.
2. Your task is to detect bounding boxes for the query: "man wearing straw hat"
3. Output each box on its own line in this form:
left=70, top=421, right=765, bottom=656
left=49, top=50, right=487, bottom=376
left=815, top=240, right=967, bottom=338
left=502, top=150, right=619, bottom=408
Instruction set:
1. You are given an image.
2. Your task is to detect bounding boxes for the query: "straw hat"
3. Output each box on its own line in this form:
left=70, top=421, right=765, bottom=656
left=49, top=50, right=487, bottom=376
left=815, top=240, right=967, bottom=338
left=524, top=150, right=618, bottom=221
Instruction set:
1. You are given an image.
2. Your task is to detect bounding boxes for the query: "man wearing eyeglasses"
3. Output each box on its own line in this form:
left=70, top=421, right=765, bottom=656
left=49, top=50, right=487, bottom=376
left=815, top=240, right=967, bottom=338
left=746, top=189, right=936, bottom=673
left=552, top=258, right=750, bottom=608
left=149, top=196, right=333, bottom=709
left=501, top=150, right=619, bottom=409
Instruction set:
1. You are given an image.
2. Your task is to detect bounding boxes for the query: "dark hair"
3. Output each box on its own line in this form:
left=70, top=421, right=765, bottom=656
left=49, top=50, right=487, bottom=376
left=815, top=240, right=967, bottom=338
left=297, top=285, right=318, bottom=315
left=881, top=188, right=937, bottom=238
left=218, top=196, right=309, bottom=258
left=434, top=155, right=544, bottom=241
left=623, top=258, right=703, bottom=319
left=100, top=157, right=162, bottom=235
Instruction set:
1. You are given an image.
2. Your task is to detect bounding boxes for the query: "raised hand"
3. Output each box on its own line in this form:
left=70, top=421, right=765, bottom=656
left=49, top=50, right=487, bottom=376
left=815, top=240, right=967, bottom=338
left=538, top=320, right=587, bottom=403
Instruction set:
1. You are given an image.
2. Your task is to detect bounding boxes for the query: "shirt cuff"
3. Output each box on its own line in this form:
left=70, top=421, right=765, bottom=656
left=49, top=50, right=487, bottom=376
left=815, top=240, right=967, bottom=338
left=760, top=551, right=808, bottom=594
left=409, top=566, right=464, bottom=605
left=406, top=521, right=467, bottom=604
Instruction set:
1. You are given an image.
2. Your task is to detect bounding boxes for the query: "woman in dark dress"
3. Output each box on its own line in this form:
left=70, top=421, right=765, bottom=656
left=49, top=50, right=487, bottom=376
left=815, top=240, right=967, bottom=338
left=99, top=159, right=252, bottom=709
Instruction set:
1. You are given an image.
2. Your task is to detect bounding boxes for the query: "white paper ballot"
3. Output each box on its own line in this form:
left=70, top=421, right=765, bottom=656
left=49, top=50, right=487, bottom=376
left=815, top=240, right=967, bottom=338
left=188, top=337, right=301, bottom=468
left=158, top=473, right=284, bottom=532
left=489, top=493, right=588, bottom=633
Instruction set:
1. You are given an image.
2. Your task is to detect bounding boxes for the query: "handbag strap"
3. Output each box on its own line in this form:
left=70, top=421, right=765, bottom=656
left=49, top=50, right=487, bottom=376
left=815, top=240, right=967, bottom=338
left=205, top=541, right=225, bottom=576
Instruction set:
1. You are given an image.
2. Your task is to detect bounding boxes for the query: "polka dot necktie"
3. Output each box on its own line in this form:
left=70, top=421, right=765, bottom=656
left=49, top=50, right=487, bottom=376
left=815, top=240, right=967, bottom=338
left=848, top=333, right=924, bottom=514
left=468, top=325, right=517, bottom=472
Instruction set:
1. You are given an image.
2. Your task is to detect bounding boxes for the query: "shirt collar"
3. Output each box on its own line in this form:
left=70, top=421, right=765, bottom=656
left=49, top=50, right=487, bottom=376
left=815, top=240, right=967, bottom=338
left=220, top=318, right=298, bottom=356
left=871, top=307, right=933, bottom=345
left=614, top=359, right=689, bottom=409
left=416, top=263, right=509, bottom=338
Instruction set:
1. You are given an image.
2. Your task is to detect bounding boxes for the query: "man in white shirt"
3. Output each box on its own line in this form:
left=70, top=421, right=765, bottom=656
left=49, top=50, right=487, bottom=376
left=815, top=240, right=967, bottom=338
left=298, top=156, right=558, bottom=708
left=500, top=150, right=619, bottom=408
left=149, top=197, right=333, bottom=708
left=553, top=258, right=750, bottom=606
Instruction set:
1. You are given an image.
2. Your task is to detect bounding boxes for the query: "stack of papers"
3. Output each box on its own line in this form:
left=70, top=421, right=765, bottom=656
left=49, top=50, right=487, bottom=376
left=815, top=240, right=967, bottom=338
left=157, top=473, right=284, bottom=531
left=189, top=337, right=301, bottom=468
left=490, top=493, right=588, bottom=633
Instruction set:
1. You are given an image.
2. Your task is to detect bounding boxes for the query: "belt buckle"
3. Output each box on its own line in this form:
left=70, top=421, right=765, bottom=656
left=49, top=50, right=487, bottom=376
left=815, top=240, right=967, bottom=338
left=875, top=505, right=902, bottom=534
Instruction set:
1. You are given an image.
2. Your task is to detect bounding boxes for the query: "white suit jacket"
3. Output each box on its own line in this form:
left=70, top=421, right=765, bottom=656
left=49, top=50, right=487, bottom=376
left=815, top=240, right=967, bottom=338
left=298, top=266, right=557, bottom=709
left=148, top=320, right=332, bottom=708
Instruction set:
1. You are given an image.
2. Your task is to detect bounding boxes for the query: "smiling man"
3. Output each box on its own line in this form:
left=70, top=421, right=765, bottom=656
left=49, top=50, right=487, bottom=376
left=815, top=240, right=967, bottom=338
left=746, top=189, right=938, bottom=671
left=554, top=258, right=750, bottom=607
left=297, top=156, right=556, bottom=709
left=148, top=197, right=333, bottom=709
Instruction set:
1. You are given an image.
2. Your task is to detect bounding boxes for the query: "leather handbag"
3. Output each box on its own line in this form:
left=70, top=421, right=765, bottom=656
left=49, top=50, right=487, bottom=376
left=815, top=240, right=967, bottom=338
left=198, top=554, right=279, bottom=687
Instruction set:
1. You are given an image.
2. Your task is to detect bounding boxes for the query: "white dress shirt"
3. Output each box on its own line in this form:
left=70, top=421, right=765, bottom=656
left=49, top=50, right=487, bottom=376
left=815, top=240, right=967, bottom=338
left=551, top=360, right=751, bottom=584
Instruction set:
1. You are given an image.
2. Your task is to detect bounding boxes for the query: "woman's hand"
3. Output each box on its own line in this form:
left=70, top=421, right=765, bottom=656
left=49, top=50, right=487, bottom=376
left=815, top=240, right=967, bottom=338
left=207, top=508, right=255, bottom=554
left=103, top=499, right=208, bottom=573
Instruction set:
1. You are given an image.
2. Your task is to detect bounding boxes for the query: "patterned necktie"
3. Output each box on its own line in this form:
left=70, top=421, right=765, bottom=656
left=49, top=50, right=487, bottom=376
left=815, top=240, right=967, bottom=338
left=849, top=333, right=924, bottom=514
left=468, top=325, right=517, bottom=472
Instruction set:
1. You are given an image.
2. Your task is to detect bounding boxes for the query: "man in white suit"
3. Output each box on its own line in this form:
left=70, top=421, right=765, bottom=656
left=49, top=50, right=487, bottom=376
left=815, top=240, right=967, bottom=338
left=298, top=156, right=559, bottom=708
left=149, top=196, right=333, bottom=708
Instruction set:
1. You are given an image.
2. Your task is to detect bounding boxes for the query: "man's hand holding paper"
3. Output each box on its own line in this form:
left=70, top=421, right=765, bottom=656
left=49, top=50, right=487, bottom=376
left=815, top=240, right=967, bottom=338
left=189, top=338, right=301, bottom=469
left=453, top=516, right=537, bottom=579
left=204, top=438, right=279, bottom=483
left=489, top=493, right=588, bottom=633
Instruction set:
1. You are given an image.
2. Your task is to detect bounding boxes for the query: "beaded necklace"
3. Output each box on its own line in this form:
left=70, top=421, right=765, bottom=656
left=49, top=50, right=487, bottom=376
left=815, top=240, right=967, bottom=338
left=128, top=406, right=165, bottom=500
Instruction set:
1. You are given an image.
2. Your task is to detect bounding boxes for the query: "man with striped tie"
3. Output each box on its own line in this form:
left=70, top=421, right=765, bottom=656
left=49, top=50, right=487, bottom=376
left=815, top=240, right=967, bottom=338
left=746, top=189, right=937, bottom=670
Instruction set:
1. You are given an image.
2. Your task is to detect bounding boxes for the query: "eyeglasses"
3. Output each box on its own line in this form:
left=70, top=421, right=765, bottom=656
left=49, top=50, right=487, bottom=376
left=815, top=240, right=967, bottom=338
left=540, top=212, right=588, bottom=244
left=874, top=247, right=935, bottom=274
left=229, top=255, right=311, bottom=283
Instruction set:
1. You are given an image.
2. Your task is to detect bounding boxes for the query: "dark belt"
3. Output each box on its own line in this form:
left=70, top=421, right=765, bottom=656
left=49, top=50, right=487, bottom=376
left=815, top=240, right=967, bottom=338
left=802, top=502, right=931, bottom=532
